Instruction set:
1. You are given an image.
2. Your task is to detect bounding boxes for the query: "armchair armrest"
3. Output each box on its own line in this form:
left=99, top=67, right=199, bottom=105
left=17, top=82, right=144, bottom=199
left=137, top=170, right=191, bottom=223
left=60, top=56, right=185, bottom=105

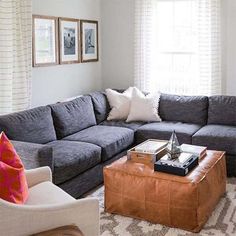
left=0, top=197, right=100, bottom=236
left=11, top=140, right=54, bottom=171
left=25, top=167, right=52, bottom=188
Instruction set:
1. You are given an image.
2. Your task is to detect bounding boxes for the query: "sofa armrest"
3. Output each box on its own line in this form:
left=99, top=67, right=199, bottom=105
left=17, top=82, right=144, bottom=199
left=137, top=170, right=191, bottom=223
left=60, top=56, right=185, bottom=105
left=11, top=141, right=54, bottom=171
left=25, top=167, right=52, bottom=188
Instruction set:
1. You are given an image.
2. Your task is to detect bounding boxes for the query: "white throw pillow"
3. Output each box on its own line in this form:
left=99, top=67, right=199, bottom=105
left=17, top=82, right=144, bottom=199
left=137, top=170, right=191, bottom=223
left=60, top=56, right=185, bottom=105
left=106, top=87, right=134, bottom=120
left=126, top=87, right=161, bottom=122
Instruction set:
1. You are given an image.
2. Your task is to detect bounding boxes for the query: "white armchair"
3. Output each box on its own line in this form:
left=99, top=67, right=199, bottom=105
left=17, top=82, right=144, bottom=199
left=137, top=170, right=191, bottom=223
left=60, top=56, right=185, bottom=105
left=0, top=167, right=100, bottom=236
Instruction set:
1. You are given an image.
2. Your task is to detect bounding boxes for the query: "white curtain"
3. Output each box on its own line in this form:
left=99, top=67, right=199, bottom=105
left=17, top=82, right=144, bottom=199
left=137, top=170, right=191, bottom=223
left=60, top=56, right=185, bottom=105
left=0, top=0, right=32, bottom=115
left=134, top=0, right=154, bottom=92
left=134, top=0, right=222, bottom=95
left=198, top=0, right=222, bottom=95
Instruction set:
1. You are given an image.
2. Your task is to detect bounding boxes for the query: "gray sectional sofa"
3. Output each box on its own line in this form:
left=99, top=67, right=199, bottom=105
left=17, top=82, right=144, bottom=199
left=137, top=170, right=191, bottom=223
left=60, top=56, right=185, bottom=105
left=0, top=91, right=236, bottom=198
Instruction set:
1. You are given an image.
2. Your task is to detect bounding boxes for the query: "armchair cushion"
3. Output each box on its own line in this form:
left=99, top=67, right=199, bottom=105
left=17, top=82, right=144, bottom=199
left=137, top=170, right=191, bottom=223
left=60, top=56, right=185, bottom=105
left=0, top=132, right=28, bottom=204
left=26, top=181, right=74, bottom=205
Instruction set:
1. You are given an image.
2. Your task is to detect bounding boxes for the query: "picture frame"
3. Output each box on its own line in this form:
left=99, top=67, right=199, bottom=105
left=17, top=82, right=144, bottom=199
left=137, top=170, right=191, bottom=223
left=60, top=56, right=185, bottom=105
left=80, top=20, right=99, bottom=62
left=32, top=15, right=59, bottom=67
left=59, top=18, right=80, bottom=64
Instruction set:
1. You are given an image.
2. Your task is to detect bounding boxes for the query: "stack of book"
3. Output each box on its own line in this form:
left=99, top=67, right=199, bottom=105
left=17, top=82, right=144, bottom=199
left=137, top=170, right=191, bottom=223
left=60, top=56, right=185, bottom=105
left=134, top=140, right=167, bottom=153
left=180, top=144, right=207, bottom=160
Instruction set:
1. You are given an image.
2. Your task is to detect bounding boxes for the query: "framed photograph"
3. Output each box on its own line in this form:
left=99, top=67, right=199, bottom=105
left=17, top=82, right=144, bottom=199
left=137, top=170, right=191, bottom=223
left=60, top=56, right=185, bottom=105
left=59, top=18, right=80, bottom=64
left=80, top=20, right=99, bottom=62
left=33, top=15, right=58, bottom=67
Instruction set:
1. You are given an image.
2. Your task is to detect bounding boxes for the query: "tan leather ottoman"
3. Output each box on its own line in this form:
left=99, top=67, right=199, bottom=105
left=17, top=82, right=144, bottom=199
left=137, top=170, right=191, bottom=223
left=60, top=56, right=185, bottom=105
left=104, top=151, right=226, bottom=232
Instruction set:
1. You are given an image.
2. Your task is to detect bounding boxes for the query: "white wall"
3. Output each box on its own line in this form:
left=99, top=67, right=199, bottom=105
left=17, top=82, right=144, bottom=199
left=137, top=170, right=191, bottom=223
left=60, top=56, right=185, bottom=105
left=101, top=0, right=135, bottom=89
left=32, top=0, right=102, bottom=107
left=101, top=0, right=236, bottom=96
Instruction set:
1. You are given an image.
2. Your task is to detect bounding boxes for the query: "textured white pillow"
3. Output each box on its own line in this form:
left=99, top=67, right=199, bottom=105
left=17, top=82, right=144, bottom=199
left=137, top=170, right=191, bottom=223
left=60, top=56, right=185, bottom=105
left=106, top=87, right=134, bottom=120
left=126, top=87, right=161, bottom=122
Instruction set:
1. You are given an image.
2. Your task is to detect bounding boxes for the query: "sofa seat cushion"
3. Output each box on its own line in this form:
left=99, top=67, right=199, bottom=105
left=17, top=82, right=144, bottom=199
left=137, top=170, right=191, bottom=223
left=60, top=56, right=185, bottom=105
left=26, top=181, right=75, bottom=205
left=136, top=122, right=202, bottom=144
left=47, top=141, right=101, bottom=184
left=0, top=106, right=56, bottom=144
left=192, top=125, right=236, bottom=155
left=99, top=120, right=145, bottom=131
left=50, top=96, right=97, bottom=139
left=64, top=126, right=134, bottom=162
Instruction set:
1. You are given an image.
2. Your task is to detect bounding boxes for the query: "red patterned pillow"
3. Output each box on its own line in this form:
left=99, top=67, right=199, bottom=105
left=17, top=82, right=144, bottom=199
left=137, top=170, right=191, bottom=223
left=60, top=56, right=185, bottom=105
left=0, top=132, right=29, bottom=204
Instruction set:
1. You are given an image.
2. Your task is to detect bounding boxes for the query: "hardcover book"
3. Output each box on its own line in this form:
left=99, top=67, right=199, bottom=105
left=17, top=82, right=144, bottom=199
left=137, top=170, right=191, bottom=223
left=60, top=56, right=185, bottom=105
left=134, top=140, right=168, bottom=153
left=180, top=144, right=207, bottom=159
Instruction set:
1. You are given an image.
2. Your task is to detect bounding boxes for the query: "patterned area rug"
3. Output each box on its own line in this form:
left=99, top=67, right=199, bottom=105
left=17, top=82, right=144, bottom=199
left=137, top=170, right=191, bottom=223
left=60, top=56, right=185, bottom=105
left=88, top=179, right=236, bottom=236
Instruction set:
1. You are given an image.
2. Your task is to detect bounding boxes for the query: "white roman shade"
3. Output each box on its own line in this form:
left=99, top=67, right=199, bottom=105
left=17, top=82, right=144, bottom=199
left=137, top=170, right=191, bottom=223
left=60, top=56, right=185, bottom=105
left=0, top=0, right=32, bottom=115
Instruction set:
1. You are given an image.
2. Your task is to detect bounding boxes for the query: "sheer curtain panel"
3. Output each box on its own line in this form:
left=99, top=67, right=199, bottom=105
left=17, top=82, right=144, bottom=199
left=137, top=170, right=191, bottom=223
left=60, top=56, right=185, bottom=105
left=134, top=0, right=155, bottom=92
left=0, top=0, right=32, bottom=115
left=134, top=0, right=222, bottom=95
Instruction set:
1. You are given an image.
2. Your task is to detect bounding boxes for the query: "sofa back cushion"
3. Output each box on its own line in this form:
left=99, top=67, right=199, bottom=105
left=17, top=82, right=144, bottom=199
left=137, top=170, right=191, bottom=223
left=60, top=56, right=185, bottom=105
left=89, top=91, right=110, bottom=123
left=159, top=93, right=208, bottom=125
left=50, top=96, right=97, bottom=139
left=208, top=96, right=236, bottom=126
left=0, top=106, right=56, bottom=144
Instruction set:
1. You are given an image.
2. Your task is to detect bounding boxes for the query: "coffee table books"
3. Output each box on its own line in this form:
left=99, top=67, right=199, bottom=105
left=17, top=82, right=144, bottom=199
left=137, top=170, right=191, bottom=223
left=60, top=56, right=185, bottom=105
left=127, top=139, right=168, bottom=165
left=180, top=143, right=207, bottom=160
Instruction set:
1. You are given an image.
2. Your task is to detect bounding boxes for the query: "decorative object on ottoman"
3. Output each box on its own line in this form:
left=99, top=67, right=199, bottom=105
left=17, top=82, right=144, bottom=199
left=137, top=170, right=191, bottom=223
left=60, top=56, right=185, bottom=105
left=166, top=130, right=181, bottom=159
left=127, top=139, right=167, bottom=165
left=32, top=225, right=84, bottom=236
left=154, top=152, right=199, bottom=176
left=0, top=132, right=29, bottom=204
left=104, top=151, right=226, bottom=232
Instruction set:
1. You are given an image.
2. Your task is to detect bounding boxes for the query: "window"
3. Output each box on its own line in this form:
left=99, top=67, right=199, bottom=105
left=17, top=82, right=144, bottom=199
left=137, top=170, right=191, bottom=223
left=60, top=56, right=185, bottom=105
left=134, top=0, right=221, bottom=96
left=152, top=0, right=199, bottom=94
